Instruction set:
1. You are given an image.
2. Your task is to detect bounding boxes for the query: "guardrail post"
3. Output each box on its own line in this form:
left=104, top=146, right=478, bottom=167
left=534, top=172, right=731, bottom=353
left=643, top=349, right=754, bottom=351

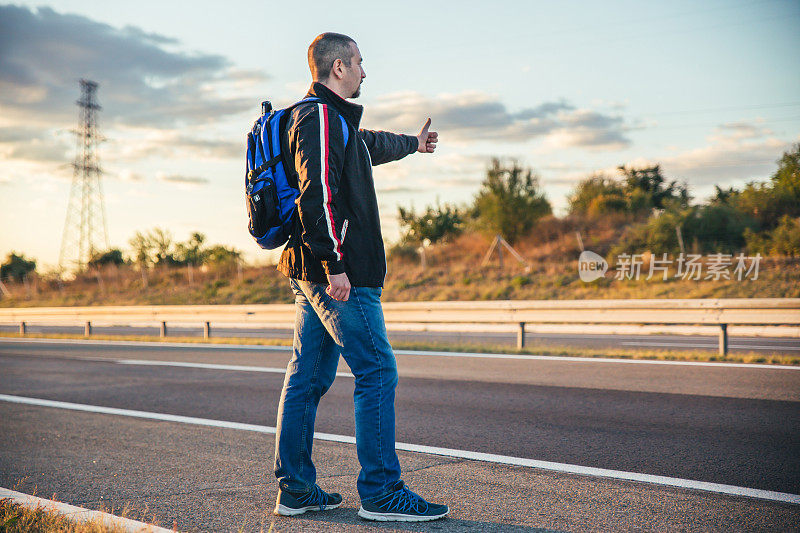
left=160, top=321, right=167, bottom=338
left=203, top=321, right=211, bottom=340
left=719, top=324, right=728, bottom=357
left=517, top=322, right=526, bottom=350
left=84, top=321, right=92, bottom=337
left=19, top=321, right=26, bottom=336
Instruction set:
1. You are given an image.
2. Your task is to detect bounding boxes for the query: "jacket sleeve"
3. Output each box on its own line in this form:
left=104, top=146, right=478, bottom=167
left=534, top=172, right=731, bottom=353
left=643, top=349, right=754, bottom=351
left=359, top=129, right=418, bottom=166
left=288, top=103, right=347, bottom=276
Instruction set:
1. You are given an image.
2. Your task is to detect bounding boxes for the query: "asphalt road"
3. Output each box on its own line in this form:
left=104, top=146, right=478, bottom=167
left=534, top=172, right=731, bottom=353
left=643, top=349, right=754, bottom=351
left=1, top=323, right=799, bottom=354
left=1, top=339, right=798, bottom=497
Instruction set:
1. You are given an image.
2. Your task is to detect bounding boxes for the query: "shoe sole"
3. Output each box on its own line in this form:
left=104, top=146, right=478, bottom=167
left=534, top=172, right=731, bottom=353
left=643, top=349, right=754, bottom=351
left=273, top=501, right=342, bottom=516
left=357, top=506, right=449, bottom=522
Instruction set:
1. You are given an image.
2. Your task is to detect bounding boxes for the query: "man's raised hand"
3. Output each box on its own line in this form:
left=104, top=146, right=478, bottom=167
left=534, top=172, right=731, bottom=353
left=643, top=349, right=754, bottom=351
left=416, top=118, right=438, bottom=153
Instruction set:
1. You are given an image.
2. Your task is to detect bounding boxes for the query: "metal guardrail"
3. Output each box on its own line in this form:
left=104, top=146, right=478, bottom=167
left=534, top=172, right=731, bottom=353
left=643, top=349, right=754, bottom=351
left=2, top=299, right=799, bottom=356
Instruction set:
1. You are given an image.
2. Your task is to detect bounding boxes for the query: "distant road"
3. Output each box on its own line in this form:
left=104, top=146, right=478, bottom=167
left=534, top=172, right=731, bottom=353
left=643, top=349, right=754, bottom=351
left=1, top=323, right=798, bottom=354
left=2, top=339, right=799, bottom=495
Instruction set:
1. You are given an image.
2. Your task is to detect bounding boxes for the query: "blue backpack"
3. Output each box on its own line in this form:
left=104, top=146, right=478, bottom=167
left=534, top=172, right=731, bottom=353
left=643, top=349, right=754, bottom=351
left=245, top=98, right=349, bottom=249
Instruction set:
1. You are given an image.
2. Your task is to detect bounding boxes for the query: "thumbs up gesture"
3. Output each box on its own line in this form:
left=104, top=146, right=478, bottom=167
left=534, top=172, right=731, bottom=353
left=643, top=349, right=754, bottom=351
left=416, top=118, right=438, bottom=153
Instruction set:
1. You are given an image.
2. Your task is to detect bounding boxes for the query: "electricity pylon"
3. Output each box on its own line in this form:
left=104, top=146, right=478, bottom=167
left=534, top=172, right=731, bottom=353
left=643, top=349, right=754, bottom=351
left=58, top=79, right=109, bottom=271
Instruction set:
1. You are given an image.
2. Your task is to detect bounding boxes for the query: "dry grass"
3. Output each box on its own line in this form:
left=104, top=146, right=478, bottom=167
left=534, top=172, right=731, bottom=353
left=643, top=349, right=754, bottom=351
left=2, top=226, right=798, bottom=308
left=0, top=491, right=163, bottom=533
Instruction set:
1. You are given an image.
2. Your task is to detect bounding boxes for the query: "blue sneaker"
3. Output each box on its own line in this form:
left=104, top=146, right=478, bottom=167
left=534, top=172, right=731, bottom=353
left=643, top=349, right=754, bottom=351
left=358, top=480, right=448, bottom=522
left=273, top=484, right=342, bottom=516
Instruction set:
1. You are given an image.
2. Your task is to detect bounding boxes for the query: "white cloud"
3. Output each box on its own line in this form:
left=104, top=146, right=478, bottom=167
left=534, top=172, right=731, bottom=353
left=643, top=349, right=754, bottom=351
left=658, top=122, right=792, bottom=187
left=0, top=5, right=268, bottom=129
left=537, top=121, right=796, bottom=191
left=364, top=91, right=631, bottom=150
left=117, top=169, right=144, bottom=182
left=158, top=173, right=209, bottom=185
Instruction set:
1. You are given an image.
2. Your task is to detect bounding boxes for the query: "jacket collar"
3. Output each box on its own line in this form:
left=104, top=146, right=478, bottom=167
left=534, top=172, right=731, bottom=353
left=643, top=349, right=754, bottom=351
left=306, top=82, right=363, bottom=129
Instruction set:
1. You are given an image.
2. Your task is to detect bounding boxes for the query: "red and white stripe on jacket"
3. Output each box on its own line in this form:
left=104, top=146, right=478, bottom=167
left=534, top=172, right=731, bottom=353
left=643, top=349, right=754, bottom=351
left=317, top=103, right=342, bottom=261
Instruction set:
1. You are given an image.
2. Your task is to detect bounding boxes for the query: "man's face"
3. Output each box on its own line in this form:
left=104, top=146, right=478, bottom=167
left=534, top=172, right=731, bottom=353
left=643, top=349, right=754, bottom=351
left=343, top=43, right=365, bottom=98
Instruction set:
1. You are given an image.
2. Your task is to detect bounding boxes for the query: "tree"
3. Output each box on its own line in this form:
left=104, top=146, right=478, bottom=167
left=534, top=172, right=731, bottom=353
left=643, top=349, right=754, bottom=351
left=398, top=203, right=464, bottom=245
left=128, top=231, right=154, bottom=267
left=174, top=232, right=207, bottom=266
left=568, top=165, right=689, bottom=219
left=617, top=164, right=690, bottom=213
left=772, top=142, right=800, bottom=199
left=709, top=185, right=737, bottom=205
left=473, top=158, right=551, bottom=244
left=1, top=252, right=36, bottom=282
left=88, top=249, right=125, bottom=268
left=746, top=215, right=800, bottom=257
left=567, top=174, right=626, bottom=218
left=205, top=245, right=241, bottom=265
left=148, top=227, right=175, bottom=265
left=128, top=227, right=176, bottom=266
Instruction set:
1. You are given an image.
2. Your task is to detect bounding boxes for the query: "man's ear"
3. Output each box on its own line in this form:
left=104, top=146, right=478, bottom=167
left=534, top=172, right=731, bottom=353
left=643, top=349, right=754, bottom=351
left=331, top=58, right=344, bottom=81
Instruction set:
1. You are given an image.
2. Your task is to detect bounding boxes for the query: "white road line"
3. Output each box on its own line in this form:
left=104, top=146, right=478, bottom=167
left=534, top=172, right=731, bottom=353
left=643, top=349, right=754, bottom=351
left=0, top=486, right=173, bottom=532
left=2, top=393, right=798, bottom=506
left=116, top=359, right=354, bottom=378
left=1, top=337, right=798, bottom=370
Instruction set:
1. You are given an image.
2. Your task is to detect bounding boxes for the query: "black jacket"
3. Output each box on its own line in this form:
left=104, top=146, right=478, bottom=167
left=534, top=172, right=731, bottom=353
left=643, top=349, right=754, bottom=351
left=277, top=82, right=418, bottom=287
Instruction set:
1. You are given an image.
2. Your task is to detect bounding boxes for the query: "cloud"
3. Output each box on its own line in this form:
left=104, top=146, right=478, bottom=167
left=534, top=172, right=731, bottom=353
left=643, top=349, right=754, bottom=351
left=546, top=121, right=795, bottom=191
left=4, top=138, right=71, bottom=162
left=159, top=174, right=209, bottom=185
left=104, top=130, right=241, bottom=162
left=713, top=120, right=773, bottom=142
left=364, top=91, right=631, bottom=150
left=0, top=5, right=267, bottom=129
left=0, top=125, right=72, bottom=163
left=376, top=185, right=419, bottom=194
left=657, top=122, right=791, bottom=187
left=0, top=5, right=268, bottom=174
left=116, top=169, right=144, bottom=182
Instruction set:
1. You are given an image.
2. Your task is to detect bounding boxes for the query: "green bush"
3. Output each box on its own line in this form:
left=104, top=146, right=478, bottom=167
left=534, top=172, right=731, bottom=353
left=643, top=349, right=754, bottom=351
left=473, top=158, right=551, bottom=244
left=0, top=252, right=36, bottom=282
left=398, top=202, right=464, bottom=245
left=387, top=242, right=420, bottom=263
left=611, top=201, right=758, bottom=257
left=568, top=165, right=689, bottom=219
left=746, top=216, right=800, bottom=257
left=510, top=275, right=531, bottom=288
left=88, top=249, right=125, bottom=268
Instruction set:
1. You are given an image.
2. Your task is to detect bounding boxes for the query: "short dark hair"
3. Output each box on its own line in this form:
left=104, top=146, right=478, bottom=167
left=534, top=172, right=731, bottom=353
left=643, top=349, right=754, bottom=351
left=308, top=33, right=356, bottom=81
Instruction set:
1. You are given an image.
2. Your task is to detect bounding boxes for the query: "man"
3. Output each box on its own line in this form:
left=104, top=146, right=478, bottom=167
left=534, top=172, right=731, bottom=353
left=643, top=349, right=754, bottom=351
left=272, top=32, right=448, bottom=522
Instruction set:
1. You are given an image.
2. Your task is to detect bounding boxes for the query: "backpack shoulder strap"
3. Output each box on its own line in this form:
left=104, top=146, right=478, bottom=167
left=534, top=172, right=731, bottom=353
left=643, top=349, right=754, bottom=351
left=286, top=97, right=349, bottom=146
left=279, top=98, right=351, bottom=185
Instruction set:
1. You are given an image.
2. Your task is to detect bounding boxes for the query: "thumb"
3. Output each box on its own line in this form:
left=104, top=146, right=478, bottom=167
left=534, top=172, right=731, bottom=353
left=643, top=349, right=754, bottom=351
left=420, top=117, right=431, bottom=133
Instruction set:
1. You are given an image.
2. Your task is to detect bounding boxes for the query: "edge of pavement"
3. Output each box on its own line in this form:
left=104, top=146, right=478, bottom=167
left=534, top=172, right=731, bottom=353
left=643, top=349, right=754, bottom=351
left=0, top=487, right=176, bottom=533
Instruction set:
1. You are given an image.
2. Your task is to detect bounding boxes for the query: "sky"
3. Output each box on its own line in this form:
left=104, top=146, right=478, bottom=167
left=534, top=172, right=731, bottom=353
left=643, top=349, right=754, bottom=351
left=1, top=0, right=799, bottom=271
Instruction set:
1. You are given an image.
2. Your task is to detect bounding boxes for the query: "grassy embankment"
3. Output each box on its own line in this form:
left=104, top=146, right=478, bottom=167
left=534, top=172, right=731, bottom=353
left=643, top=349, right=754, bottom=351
left=2, top=225, right=797, bottom=365
left=2, top=227, right=799, bottom=308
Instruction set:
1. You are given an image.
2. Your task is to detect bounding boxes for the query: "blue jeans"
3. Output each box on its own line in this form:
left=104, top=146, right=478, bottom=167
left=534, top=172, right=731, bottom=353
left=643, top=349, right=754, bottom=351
left=274, top=278, right=401, bottom=499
